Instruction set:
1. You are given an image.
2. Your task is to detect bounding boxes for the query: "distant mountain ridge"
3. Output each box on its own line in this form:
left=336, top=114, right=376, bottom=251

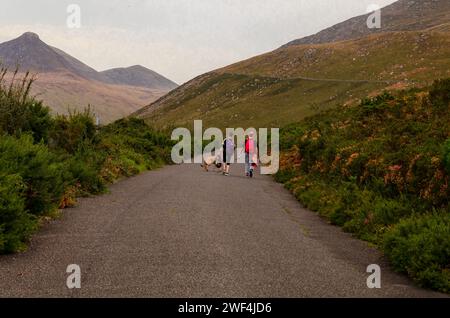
left=0, top=32, right=178, bottom=122
left=0, top=32, right=177, bottom=90
left=100, top=65, right=178, bottom=90
left=283, top=0, right=450, bottom=47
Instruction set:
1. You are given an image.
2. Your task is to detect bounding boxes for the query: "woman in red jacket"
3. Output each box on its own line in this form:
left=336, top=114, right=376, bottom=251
left=244, top=132, right=258, bottom=178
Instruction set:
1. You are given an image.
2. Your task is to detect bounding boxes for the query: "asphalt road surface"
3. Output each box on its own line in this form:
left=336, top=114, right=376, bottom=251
left=0, top=164, right=445, bottom=297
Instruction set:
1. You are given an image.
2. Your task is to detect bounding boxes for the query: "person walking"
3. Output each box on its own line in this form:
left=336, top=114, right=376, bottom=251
left=244, top=132, right=258, bottom=178
left=222, top=132, right=235, bottom=176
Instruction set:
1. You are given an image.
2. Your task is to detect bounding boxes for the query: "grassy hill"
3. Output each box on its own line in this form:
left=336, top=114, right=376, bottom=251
left=135, top=30, right=450, bottom=130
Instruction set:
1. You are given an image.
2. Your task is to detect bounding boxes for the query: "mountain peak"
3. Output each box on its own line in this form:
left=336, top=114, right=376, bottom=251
left=128, top=65, right=146, bottom=70
left=100, top=65, right=178, bottom=90
left=19, top=32, right=40, bottom=41
left=0, top=32, right=64, bottom=73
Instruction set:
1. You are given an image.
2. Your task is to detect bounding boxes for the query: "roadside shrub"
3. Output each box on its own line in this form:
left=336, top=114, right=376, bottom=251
left=0, top=174, right=37, bottom=254
left=0, top=70, right=53, bottom=142
left=383, top=212, right=450, bottom=293
left=0, top=134, right=68, bottom=215
left=342, top=193, right=413, bottom=243
left=98, top=118, right=173, bottom=178
left=22, top=101, right=53, bottom=143
left=65, top=148, right=107, bottom=195
left=274, top=167, right=297, bottom=184
left=50, top=108, right=97, bottom=153
left=297, top=134, right=325, bottom=173
left=279, top=123, right=306, bottom=151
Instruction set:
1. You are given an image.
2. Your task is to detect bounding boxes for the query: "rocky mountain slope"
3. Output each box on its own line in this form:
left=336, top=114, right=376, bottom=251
left=283, top=0, right=450, bottom=47
left=0, top=32, right=177, bottom=122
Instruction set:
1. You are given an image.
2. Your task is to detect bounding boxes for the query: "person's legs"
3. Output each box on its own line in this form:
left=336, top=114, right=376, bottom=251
left=222, top=149, right=227, bottom=173
left=245, top=152, right=250, bottom=175
left=249, top=152, right=255, bottom=177
left=226, top=149, right=232, bottom=174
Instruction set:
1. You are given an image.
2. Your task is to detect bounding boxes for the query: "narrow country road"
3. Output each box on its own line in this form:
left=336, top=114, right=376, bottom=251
left=0, top=164, right=444, bottom=297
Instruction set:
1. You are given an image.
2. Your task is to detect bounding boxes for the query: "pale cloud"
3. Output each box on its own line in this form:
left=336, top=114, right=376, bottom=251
left=0, top=0, right=397, bottom=83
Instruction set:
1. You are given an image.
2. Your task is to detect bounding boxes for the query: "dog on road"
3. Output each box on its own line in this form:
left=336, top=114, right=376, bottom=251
left=201, top=154, right=222, bottom=172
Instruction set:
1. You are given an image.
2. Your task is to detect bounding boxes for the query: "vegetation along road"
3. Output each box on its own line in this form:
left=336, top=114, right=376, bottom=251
left=0, top=164, right=445, bottom=297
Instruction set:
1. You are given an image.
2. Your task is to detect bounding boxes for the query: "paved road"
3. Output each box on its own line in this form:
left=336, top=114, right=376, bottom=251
left=0, top=164, right=445, bottom=297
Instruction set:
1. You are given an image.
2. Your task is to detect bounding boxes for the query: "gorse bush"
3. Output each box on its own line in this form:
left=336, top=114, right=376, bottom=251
left=0, top=134, right=68, bottom=216
left=359, top=91, right=395, bottom=116
left=0, top=69, right=53, bottom=143
left=277, top=79, right=450, bottom=293
left=99, top=118, right=173, bottom=163
left=383, top=212, right=450, bottom=293
left=65, top=149, right=107, bottom=195
left=0, top=134, right=66, bottom=253
left=50, top=108, right=97, bottom=153
left=0, top=174, right=36, bottom=253
left=0, top=69, right=173, bottom=254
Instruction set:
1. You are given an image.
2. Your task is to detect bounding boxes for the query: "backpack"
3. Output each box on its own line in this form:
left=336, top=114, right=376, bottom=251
left=224, top=138, right=234, bottom=155
left=245, top=138, right=255, bottom=153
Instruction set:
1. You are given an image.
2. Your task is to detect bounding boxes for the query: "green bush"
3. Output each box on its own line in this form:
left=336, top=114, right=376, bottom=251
left=65, top=148, right=107, bottom=195
left=383, top=212, right=450, bottom=293
left=0, top=71, right=53, bottom=142
left=0, top=134, right=68, bottom=215
left=444, top=139, right=450, bottom=175
left=0, top=174, right=37, bottom=253
left=278, top=123, right=306, bottom=151
left=50, top=108, right=97, bottom=153
left=98, top=118, right=173, bottom=175
left=429, top=78, right=450, bottom=109
left=23, top=102, right=53, bottom=143
left=359, top=91, right=395, bottom=116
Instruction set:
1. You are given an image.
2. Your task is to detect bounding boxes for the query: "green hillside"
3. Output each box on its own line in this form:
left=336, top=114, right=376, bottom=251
left=135, top=31, right=450, bottom=130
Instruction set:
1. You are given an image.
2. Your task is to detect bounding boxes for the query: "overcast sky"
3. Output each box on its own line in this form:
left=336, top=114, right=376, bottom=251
left=0, top=0, right=397, bottom=84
